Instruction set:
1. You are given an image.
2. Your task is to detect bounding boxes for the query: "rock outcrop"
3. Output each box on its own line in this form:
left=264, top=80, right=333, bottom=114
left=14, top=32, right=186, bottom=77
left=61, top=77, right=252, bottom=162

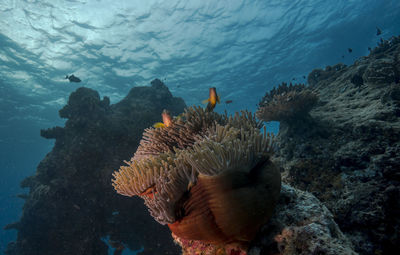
left=272, top=36, right=400, bottom=254
left=5, top=79, right=185, bottom=255
left=249, top=185, right=357, bottom=255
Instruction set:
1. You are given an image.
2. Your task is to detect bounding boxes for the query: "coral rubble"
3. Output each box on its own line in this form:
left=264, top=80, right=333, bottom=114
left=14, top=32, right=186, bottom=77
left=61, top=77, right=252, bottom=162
left=264, top=36, right=400, bottom=254
left=5, top=79, right=185, bottom=255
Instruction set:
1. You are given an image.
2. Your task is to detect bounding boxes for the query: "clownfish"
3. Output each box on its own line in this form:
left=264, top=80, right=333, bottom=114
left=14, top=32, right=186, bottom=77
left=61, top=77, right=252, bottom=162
left=153, top=109, right=173, bottom=128
left=202, top=87, right=220, bottom=111
left=139, top=185, right=157, bottom=199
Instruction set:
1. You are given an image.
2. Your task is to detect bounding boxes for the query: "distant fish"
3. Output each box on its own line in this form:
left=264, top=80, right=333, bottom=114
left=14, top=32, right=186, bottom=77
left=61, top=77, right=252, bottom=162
left=303, top=75, right=306, bottom=79
left=153, top=109, right=172, bottom=128
left=376, top=27, right=382, bottom=36
left=225, top=100, right=233, bottom=104
left=348, top=48, right=352, bottom=53
left=368, top=47, right=372, bottom=51
left=292, top=77, right=296, bottom=81
left=65, top=74, right=81, bottom=83
left=342, top=55, right=344, bottom=58
left=202, top=87, right=220, bottom=111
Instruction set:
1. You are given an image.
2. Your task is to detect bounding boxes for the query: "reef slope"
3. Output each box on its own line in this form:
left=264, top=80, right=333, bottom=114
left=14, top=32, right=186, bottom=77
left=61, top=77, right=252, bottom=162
left=273, top=37, right=400, bottom=254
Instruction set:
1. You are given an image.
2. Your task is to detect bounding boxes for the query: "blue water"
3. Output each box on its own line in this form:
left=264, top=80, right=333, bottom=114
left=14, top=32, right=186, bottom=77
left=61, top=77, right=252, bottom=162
left=1, top=0, right=400, bottom=254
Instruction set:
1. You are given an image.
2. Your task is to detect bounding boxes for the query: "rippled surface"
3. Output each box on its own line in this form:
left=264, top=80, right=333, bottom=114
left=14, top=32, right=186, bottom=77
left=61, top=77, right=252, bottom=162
left=1, top=0, right=400, bottom=253
left=1, top=1, right=399, bottom=111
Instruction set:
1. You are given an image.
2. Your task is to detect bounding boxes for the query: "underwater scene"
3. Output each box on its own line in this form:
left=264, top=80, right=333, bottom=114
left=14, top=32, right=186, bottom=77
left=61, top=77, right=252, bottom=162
left=1, top=1, right=400, bottom=255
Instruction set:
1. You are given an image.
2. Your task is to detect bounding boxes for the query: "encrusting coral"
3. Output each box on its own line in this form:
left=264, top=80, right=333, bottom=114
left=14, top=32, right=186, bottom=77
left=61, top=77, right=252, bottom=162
left=256, top=82, right=318, bottom=122
left=112, top=106, right=281, bottom=254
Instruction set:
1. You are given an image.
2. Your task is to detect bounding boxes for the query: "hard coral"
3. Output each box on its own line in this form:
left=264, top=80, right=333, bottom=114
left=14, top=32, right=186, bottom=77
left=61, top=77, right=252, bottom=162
left=112, top=106, right=281, bottom=254
left=256, top=83, right=318, bottom=123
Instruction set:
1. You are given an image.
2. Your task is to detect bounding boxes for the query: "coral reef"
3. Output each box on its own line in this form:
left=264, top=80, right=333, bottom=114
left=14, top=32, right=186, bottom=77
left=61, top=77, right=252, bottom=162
left=169, top=184, right=357, bottom=255
left=7, top=34, right=400, bottom=254
left=5, top=79, right=185, bottom=255
left=112, top=107, right=281, bottom=254
left=256, top=83, right=318, bottom=123
left=250, top=185, right=357, bottom=255
left=267, top=36, right=400, bottom=254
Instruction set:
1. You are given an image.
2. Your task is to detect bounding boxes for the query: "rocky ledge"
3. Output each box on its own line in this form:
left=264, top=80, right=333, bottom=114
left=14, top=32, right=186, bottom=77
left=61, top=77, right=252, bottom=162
left=271, top=36, right=400, bottom=254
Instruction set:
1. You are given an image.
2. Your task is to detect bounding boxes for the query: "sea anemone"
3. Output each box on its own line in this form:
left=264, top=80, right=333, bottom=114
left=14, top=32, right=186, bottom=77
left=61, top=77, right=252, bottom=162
left=256, top=83, right=318, bottom=122
left=112, top=106, right=281, bottom=254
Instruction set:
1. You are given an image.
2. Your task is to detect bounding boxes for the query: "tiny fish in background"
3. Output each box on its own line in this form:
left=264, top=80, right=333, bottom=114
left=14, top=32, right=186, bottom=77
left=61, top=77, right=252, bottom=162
left=348, top=48, right=352, bottom=53
left=225, top=100, right=233, bottom=104
left=376, top=27, right=382, bottom=36
left=65, top=74, right=81, bottom=83
left=153, top=109, right=172, bottom=128
left=202, top=87, right=220, bottom=111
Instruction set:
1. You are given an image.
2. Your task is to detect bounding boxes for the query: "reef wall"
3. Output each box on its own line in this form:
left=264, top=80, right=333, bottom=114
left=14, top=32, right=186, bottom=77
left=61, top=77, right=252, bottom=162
left=271, top=36, right=400, bottom=254
left=5, top=79, right=185, bottom=255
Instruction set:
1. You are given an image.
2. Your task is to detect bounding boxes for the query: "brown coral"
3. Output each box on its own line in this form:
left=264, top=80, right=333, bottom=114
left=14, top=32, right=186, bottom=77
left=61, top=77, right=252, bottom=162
left=256, top=82, right=318, bottom=122
left=112, top=106, right=281, bottom=253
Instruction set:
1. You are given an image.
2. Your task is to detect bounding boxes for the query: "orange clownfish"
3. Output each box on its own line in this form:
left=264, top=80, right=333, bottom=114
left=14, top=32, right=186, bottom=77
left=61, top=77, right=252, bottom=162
left=139, top=185, right=157, bottom=199
left=202, top=87, right=220, bottom=111
left=153, top=109, right=173, bottom=128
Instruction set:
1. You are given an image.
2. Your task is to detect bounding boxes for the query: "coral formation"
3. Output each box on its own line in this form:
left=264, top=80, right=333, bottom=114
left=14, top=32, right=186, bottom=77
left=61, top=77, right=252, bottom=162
left=249, top=185, right=357, bottom=255
left=270, top=35, right=400, bottom=254
left=5, top=79, right=185, bottom=255
left=112, top=107, right=281, bottom=254
left=256, top=83, right=318, bottom=123
left=8, top=34, right=400, bottom=254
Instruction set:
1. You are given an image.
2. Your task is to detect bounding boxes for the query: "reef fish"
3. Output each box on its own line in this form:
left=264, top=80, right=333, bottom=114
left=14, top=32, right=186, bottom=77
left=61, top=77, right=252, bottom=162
left=225, top=100, right=233, bottom=104
left=153, top=109, right=173, bottom=128
left=376, top=27, right=382, bottom=36
left=202, top=87, right=220, bottom=111
left=65, top=74, right=81, bottom=83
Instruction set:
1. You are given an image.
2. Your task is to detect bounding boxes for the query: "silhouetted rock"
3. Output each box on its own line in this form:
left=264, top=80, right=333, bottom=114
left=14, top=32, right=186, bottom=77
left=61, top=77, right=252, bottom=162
left=5, top=79, right=185, bottom=255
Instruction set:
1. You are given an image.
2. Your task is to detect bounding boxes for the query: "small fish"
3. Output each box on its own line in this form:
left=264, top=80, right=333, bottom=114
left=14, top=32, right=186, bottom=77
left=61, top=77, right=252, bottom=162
left=225, top=100, right=233, bottom=104
left=348, top=48, right=352, bottom=53
left=368, top=47, right=372, bottom=51
left=139, top=185, right=157, bottom=199
left=153, top=109, right=172, bottom=128
left=65, top=74, right=81, bottom=83
left=292, top=77, right=296, bottom=81
left=303, top=76, right=306, bottom=79
left=376, top=27, right=382, bottom=36
left=202, top=87, right=220, bottom=111
left=342, top=55, right=344, bottom=58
